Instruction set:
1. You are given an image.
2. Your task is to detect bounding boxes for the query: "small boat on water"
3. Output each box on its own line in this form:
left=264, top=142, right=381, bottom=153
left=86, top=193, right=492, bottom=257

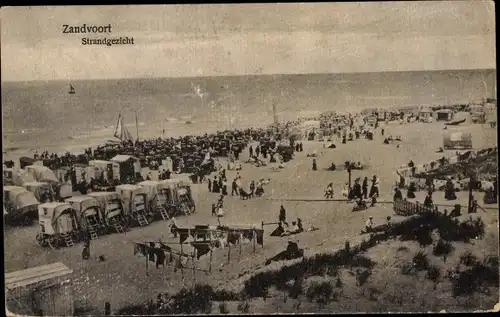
left=444, top=118, right=466, bottom=126
left=185, top=121, right=192, bottom=125
left=68, top=84, right=76, bottom=95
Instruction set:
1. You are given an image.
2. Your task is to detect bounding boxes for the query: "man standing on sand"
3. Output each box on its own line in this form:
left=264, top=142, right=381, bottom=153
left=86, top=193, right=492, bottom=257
left=279, top=205, right=289, bottom=227
left=424, top=191, right=433, bottom=209
left=249, top=145, right=253, bottom=158
left=362, top=177, right=369, bottom=199
left=235, top=175, right=242, bottom=192
left=369, top=175, right=379, bottom=198
left=231, top=178, right=238, bottom=196
left=351, top=178, right=363, bottom=200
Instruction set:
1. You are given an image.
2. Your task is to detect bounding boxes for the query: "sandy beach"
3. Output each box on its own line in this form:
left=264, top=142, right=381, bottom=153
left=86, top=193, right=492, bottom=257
left=4, top=118, right=498, bottom=313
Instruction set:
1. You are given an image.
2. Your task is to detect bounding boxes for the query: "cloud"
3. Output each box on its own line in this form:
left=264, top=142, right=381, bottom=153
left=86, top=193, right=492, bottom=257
left=1, top=2, right=496, bottom=81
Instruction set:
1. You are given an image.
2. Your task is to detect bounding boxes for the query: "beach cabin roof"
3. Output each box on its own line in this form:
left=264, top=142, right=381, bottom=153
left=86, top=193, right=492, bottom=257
left=4, top=185, right=26, bottom=193
left=65, top=196, right=99, bottom=214
left=65, top=195, right=97, bottom=204
left=23, top=181, right=49, bottom=187
left=138, top=180, right=160, bottom=187
left=88, top=191, right=120, bottom=198
left=39, top=202, right=69, bottom=209
left=89, top=160, right=114, bottom=165
left=38, top=202, right=73, bottom=222
left=25, top=165, right=49, bottom=172
left=419, top=109, right=433, bottom=113
left=159, top=178, right=189, bottom=188
left=25, top=165, right=59, bottom=183
left=111, top=155, right=137, bottom=163
left=116, top=184, right=142, bottom=191
left=437, top=109, right=453, bottom=114
left=5, top=262, right=73, bottom=291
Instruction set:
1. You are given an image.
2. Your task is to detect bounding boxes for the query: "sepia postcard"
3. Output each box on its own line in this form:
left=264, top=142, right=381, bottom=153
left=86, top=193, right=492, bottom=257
left=2, top=2, right=499, bottom=315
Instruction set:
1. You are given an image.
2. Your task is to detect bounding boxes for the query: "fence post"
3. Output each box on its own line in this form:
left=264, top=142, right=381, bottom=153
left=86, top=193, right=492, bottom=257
left=192, top=252, right=196, bottom=287
left=239, top=234, right=242, bottom=257
left=253, top=229, right=256, bottom=253
left=209, top=249, right=213, bottom=274
left=180, top=243, right=184, bottom=281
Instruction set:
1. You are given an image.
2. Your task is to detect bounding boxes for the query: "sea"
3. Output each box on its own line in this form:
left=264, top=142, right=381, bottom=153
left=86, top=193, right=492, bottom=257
left=2, top=69, right=496, bottom=156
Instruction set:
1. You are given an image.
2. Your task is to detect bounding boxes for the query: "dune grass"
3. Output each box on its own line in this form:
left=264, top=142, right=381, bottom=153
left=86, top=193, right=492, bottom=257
left=115, top=210, right=496, bottom=314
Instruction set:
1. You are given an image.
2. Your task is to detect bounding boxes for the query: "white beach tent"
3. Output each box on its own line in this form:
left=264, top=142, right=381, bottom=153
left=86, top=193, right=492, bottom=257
left=298, top=120, right=321, bottom=139
left=484, top=102, right=497, bottom=124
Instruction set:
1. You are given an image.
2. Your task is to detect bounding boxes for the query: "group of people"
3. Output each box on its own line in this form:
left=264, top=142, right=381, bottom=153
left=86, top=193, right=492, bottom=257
left=271, top=205, right=304, bottom=236
left=324, top=175, right=380, bottom=202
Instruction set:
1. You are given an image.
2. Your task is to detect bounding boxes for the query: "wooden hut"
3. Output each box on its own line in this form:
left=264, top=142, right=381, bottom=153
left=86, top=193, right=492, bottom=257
left=5, top=262, right=74, bottom=316
left=443, top=131, right=472, bottom=150
left=418, top=109, right=434, bottom=122
left=436, top=109, right=454, bottom=121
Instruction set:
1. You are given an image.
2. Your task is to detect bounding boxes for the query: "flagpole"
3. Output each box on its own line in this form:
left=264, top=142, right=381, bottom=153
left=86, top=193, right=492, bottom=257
left=135, top=110, right=140, bottom=141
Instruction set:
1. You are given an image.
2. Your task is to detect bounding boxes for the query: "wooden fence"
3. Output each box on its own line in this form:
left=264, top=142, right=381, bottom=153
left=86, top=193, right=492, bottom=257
left=393, top=199, right=438, bottom=216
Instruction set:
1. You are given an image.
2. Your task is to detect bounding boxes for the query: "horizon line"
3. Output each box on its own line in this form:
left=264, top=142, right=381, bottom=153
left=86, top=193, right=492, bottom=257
left=1, top=68, right=496, bottom=84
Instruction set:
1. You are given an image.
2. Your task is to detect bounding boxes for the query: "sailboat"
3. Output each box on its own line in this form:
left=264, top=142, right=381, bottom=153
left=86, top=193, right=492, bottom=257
left=113, top=113, right=134, bottom=142
left=68, top=84, right=75, bottom=95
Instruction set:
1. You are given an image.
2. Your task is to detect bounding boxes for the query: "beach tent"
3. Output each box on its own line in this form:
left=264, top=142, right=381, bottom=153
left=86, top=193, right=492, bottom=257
left=436, top=109, right=454, bottom=121
left=484, top=102, right=497, bottom=125
left=297, top=120, right=320, bottom=140
left=24, top=165, right=58, bottom=183
left=4, top=168, right=36, bottom=186
left=19, top=157, right=35, bottom=169
left=443, top=131, right=472, bottom=150
left=110, top=154, right=138, bottom=163
left=418, top=109, right=434, bottom=122
left=361, top=108, right=378, bottom=116
left=110, top=155, right=138, bottom=182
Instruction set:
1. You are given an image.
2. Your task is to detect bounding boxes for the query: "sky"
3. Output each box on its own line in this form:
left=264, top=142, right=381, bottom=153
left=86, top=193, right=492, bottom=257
left=1, top=2, right=496, bottom=81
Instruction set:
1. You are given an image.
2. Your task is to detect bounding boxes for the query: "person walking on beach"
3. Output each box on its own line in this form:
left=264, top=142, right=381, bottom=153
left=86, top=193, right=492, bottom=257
left=424, top=191, right=433, bottom=209
left=213, top=176, right=219, bottom=193
left=222, top=178, right=228, bottom=195
left=218, top=177, right=223, bottom=193
left=255, top=145, right=260, bottom=158
left=231, top=178, right=238, bottom=196
left=249, top=145, right=253, bottom=158
left=369, top=175, right=379, bottom=198
left=324, top=183, right=334, bottom=199
left=350, top=178, right=363, bottom=200
left=279, top=205, right=289, bottom=227
left=362, top=177, right=369, bottom=199
left=82, top=237, right=91, bottom=260
left=312, top=158, right=317, bottom=171
left=249, top=180, right=256, bottom=198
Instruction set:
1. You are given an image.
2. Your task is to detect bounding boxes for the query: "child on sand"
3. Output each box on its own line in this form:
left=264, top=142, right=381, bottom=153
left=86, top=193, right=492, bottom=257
left=365, top=216, right=374, bottom=233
